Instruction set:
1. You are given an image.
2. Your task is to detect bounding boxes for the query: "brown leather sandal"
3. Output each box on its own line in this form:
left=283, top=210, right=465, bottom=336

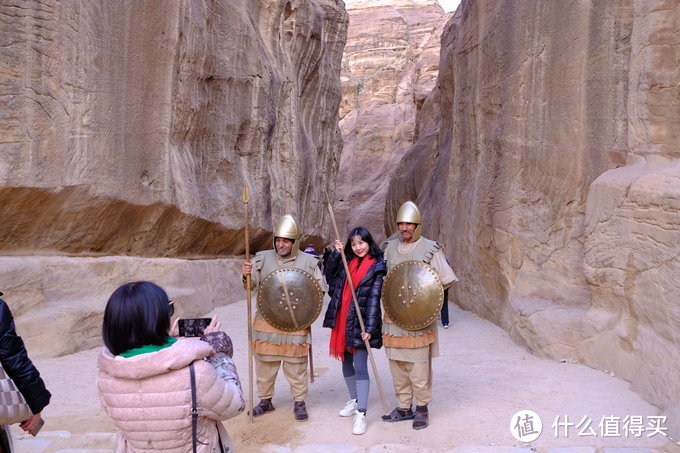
left=251, top=398, right=275, bottom=417
left=381, top=407, right=415, bottom=422
left=294, top=400, right=309, bottom=422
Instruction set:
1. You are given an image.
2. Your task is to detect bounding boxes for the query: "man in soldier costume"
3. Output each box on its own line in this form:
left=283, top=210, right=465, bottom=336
left=241, top=214, right=324, bottom=422
left=381, top=201, right=458, bottom=430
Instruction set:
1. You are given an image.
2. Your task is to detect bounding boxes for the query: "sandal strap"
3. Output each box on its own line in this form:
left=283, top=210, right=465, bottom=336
left=382, top=407, right=415, bottom=421
left=294, top=401, right=308, bottom=421
left=252, top=399, right=274, bottom=416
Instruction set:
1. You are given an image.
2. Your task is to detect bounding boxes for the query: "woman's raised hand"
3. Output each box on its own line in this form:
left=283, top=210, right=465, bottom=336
left=334, top=239, right=344, bottom=252
left=204, top=315, right=222, bottom=335
left=169, top=317, right=180, bottom=338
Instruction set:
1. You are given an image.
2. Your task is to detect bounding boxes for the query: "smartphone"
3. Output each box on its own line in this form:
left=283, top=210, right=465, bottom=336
left=178, top=318, right=212, bottom=337
left=20, top=418, right=45, bottom=436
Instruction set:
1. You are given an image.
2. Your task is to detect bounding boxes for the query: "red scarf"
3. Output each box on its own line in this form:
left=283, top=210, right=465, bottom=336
left=329, top=255, right=375, bottom=360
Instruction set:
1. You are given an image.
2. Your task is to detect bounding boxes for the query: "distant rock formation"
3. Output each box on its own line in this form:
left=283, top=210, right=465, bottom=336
left=333, top=0, right=451, bottom=242
left=388, top=0, right=680, bottom=422
left=0, top=0, right=348, bottom=257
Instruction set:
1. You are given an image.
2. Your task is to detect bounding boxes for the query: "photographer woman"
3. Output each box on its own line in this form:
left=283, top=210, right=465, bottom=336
left=97, top=281, right=244, bottom=452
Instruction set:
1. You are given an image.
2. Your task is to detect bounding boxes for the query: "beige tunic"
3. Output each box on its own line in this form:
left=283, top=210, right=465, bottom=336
left=383, top=237, right=458, bottom=363
left=250, top=250, right=324, bottom=363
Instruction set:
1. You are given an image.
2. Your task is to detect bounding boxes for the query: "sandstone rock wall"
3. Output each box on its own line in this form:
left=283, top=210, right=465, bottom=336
left=0, top=256, right=243, bottom=358
left=333, top=0, right=450, bottom=242
left=0, top=0, right=347, bottom=357
left=0, top=0, right=348, bottom=256
left=387, top=0, right=680, bottom=416
left=582, top=0, right=680, bottom=420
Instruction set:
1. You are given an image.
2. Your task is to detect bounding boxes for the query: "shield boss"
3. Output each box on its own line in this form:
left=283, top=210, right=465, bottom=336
left=382, top=260, right=444, bottom=330
left=257, top=267, right=323, bottom=332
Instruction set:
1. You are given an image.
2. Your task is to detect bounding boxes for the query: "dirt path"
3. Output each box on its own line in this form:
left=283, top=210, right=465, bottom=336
left=15, top=302, right=680, bottom=452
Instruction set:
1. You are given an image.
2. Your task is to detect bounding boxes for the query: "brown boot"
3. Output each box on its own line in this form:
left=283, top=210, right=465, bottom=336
left=294, top=400, right=308, bottom=422
left=413, top=404, right=429, bottom=430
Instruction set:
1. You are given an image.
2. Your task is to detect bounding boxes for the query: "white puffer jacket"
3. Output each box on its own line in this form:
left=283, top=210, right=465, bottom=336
left=97, top=338, right=244, bottom=453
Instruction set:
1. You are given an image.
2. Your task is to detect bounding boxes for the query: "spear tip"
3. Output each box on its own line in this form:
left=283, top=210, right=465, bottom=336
left=242, top=185, right=250, bottom=203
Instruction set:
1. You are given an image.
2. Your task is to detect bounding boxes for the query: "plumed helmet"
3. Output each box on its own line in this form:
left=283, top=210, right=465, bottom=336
left=396, top=201, right=423, bottom=242
left=273, top=214, right=301, bottom=256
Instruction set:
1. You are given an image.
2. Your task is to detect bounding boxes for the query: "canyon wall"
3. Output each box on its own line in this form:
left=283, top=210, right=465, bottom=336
left=0, top=0, right=348, bottom=355
left=0, top=0, right=348, bottom=257
left=334, top=0, right=451, bottom=242
left=388, top=0, right=680, bottom=421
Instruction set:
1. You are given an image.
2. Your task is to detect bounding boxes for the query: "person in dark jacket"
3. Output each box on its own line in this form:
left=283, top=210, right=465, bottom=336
left=323, top=227, right=385, bottom=435
left=0, top=292, right=51, bottom=452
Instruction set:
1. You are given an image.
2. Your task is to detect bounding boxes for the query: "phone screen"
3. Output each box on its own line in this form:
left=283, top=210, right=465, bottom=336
left=178, top=318, right=212, bottom=337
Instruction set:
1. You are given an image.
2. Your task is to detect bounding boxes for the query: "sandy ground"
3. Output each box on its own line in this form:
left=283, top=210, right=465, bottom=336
left=13, top=302, right=680, bottom=452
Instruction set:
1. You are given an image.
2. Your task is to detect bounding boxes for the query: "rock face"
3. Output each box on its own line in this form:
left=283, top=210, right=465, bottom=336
left=0, top=0, right=347, bottom=357
left=0, top=256, right=243, bottom=358
left=0, top=0, right=348, bottom=256
left=333, top=0, right=450, bottom=242
left=388, top=0, right=680, bottom=418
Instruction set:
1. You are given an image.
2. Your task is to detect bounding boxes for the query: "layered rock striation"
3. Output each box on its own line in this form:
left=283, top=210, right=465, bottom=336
left=334, top=0, right=450, bottom=242
left=0, top=0, right=348, bottom=356
left=388, top=0, right=680, bottom=420
left=0, top=0, right=348, bottom=257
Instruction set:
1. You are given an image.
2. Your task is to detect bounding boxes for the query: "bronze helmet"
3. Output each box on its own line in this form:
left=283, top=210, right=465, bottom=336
left=396, top=201, right=423, bottom=242
left=273, top=214, right=301, bottom=256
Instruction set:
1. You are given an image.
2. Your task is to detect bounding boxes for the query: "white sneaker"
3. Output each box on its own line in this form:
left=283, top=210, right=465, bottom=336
left=339, top=399, right=358, bottom=417
left=352, top=411, right=367, bottom=435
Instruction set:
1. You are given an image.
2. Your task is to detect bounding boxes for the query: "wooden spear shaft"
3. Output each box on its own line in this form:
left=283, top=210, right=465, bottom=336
left=327, top=203, right=390, bottom=415
left=242, top=185, right=254, bottom=424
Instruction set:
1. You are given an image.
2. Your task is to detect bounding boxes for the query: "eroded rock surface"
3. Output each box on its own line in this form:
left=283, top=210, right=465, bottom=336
left=0, top=0, right=348, bottom=360
left=0, top=256, right=243, bottom=358
left=387, top=0, right=680, bottom=420
left=333, top=0, right=450, bottom=242
left=0, top=0, right=348, bottom=256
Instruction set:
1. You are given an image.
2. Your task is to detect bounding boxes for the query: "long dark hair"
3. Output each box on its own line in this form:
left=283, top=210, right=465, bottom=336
left=102, top=281, right=172, bottom=356
left=344, top=226, right=382, bottom=261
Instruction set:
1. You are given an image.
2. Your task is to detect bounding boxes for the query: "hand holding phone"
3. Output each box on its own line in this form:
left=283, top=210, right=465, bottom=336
left=178, top=318, right=212, bottom=337
left=20, top=413, right=45, bottom=436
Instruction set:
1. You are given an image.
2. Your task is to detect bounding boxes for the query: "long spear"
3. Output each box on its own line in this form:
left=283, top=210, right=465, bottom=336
left=327, top=203, right=389, bottom=415
left=242, top=185, right=254, bottom=423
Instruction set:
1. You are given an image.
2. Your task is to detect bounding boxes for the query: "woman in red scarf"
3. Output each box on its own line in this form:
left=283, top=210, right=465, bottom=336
left=323, top=226, right=386, bottom=435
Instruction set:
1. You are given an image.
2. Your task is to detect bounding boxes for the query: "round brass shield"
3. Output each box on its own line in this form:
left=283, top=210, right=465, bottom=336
left=382, top=261, right=444, bottom=330
left=257, top=267, right=323, bottom=332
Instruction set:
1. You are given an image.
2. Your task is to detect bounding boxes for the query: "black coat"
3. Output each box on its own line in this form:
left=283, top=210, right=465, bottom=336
left=0, top=299, right=51, bottom=414
left=323, top=251, right=385, bottom=349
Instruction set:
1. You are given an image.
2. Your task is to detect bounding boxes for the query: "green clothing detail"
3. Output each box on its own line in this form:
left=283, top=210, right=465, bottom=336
left=119, top=336, right=177, bottom=358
